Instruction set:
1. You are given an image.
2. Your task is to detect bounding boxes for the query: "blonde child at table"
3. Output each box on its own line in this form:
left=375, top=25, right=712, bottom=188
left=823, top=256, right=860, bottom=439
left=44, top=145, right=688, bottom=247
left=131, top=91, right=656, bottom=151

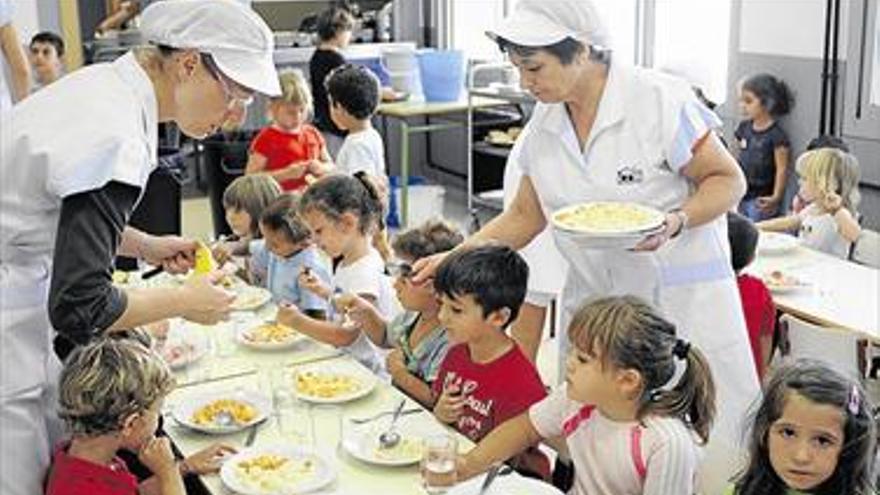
left=45, top=337, right=235, bottom=495
left=758, top=148, right=861, bottom=259
left=725, top=360, right=875, bottom=495
left=276, top=174, right=398, bottom=373
left=339, top=220, right=464, bottom=407
left=455, top=295, right=717, bottom=495
left=249, top=194, right=332, bottom=318
left=212, top=174, right=282, bottom=271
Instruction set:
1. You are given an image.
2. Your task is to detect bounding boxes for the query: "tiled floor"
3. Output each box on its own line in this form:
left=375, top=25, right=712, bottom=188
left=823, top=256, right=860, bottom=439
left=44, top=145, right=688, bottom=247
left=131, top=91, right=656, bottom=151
left=182, top=189, right=562, bottom=385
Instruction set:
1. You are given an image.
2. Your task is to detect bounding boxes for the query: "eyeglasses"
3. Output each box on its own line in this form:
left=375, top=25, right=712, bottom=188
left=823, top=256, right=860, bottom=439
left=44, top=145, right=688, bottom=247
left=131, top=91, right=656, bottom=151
left=201, top=54, right=255, bottom=111
left=386, top=261, right=414, bottom=279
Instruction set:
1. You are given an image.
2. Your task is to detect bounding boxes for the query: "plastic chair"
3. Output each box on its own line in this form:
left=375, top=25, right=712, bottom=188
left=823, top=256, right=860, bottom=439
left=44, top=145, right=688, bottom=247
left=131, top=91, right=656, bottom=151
left=851, top=229, right=880, bottom=268
left=778, top=313, right=863, bottom=380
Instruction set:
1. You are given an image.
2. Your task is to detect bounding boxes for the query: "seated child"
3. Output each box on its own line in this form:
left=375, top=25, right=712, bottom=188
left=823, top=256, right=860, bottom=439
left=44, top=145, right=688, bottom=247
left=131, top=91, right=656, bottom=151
left=246, top=69, right=332, bottom=192
left=726, top=359, right=875, bottom=495
left=432, top=244, right=549, bottom=478
left=728, top=211, right=776, bottom=380
left=45, top=337, right=234, bottom=495
left=790, top=134, right=850, bottom=214
left=249, top=193, right=331, bottom=318
left=29, top=31, right=65, bottom=89
left=456, top=295, right=717, bottom=495
left=213, top=173, right=282, bottom=270
left=341, top=220, right=464, bottom=406
left=758, top=148, right=862, bottom=259
left=276, top=174, right=398, bottom=373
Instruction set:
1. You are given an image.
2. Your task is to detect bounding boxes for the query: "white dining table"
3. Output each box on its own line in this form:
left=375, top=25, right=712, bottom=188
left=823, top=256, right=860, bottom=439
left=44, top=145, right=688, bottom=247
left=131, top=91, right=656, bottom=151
left=747, top=241, right=879, bottom=339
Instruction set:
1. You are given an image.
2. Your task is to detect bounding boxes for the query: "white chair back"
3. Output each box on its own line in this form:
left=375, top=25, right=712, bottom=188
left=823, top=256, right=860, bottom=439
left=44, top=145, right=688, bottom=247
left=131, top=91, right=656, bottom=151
left=778, top=313, right=862, bottom=380
left=851, top=229, right=880, bottom=268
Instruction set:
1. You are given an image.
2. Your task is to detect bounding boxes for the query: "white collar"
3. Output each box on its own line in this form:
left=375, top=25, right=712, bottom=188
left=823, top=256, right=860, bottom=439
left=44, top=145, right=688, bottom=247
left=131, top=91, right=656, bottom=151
left=112, top=52, right=159, bottom=164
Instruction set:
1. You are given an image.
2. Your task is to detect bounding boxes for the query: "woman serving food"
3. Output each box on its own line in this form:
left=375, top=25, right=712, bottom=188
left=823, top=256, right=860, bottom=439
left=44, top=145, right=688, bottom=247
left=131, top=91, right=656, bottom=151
left=412, top=0, right=759, bottom=491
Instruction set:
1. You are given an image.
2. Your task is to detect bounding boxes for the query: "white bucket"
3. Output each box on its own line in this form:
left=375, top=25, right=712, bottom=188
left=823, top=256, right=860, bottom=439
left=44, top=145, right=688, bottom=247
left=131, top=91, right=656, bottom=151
left=381, top=48, right=418, bottom=72
left=388, top=70, right=421, bottom=95
left=395, top=185, right=445, bottom=228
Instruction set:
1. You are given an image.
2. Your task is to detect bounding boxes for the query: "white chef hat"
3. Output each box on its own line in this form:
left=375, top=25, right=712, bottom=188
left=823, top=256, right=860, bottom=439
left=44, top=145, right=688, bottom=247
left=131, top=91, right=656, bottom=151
left=486, top=0, right=609, bottom=49
left=141, top=0, right=280, bottom=96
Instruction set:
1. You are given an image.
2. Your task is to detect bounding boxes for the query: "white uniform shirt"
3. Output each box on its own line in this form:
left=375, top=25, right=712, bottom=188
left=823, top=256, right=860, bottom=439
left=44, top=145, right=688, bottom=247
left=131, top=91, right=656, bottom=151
left=0, top=51, right=157, bottom=265
left=798, top=203, right=851, bottom=259
left=0, top=0, right=15, bottom=112
left=335, top=126, right=387, bottom=180
left=530, top=388, right=701, bottom=495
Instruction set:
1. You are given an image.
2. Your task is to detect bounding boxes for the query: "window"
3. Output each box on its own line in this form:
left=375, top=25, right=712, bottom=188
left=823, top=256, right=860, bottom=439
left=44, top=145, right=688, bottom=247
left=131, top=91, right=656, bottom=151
left=449, top=0, right=509, bottom=62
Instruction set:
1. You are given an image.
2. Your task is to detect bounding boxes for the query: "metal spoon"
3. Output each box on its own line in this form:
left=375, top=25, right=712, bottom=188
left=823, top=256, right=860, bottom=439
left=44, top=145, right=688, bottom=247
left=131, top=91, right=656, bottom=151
left=378, top=399, right=406, bottom=449
left=214, top=410, right=235, bottom=428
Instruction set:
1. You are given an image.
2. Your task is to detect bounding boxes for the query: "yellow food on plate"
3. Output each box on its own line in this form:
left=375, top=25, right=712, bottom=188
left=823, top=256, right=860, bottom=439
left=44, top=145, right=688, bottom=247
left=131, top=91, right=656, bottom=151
left=231, top=288, right=270, bottom=310
left=553, top=202, right=664, bottom=234
left=235, top=454, right=316, bottom=493
left=244, top=323, right=297, bottom=344
left=295, top=371, right=361, bottom=398
left=192, top=399, right=257, bottom=426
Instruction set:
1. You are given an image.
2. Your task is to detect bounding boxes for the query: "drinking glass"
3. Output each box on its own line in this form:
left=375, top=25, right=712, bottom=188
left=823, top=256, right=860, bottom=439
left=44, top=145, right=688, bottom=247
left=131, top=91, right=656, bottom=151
left=420, top=433, right=458, bottom=494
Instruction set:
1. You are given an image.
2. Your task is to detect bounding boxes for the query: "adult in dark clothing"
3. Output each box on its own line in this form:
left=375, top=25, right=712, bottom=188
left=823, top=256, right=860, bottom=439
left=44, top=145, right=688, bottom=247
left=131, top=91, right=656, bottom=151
left=309, top=5, right=354, bottom=157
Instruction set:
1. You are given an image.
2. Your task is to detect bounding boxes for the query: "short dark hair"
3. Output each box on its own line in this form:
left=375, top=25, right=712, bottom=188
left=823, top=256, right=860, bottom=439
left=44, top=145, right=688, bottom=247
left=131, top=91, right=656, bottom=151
left=316, top=6, right=354, bottom=42
left=807, top=134, right=850, bottom=153
left=434, top=244, right=528, bottom=326
left=260, top=193, right=310, bottom=244
left=727, top=212, right=758, bottom=272
left=392, top=220, right=464, bottom=261
left=299, top=174, right=383, bottom=234
left=326, top=64, right=380, bottom=120
left=494, top=36, right=606, bottom=66
left=30, top=31, right=65, bottom=57
left=740, top=73, right=795, bottom=117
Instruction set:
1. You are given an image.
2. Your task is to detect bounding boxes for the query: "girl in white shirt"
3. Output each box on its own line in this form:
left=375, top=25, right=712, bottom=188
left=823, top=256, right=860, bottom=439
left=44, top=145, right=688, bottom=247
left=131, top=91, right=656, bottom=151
left=277, top=173, right=397, bottom=372
left=456, top=295, right=716, bottom=495
left=759, top=148, right=861, bottom=259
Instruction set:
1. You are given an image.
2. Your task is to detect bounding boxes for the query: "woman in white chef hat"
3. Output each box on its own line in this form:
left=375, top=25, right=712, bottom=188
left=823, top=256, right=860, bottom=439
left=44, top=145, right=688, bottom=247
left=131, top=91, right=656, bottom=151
left=0, top=1, right=280, bottom=493
left=413, top=0, right=758, bottom=491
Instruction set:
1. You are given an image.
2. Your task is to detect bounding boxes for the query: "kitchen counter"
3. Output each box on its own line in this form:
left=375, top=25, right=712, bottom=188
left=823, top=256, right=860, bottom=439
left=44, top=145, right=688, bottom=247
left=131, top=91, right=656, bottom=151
left=273, top=41, right=416, bottom=66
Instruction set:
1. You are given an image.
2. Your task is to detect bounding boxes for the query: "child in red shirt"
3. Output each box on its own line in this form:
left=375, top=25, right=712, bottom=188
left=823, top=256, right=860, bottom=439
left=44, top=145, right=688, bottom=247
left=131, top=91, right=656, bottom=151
left=45, top=337, right=234, bottom=495
left=728, top=212, right=776, bottom=380
left=431, top=245, right=548, bottom=478
left=245, top=69, right=332, bottom=192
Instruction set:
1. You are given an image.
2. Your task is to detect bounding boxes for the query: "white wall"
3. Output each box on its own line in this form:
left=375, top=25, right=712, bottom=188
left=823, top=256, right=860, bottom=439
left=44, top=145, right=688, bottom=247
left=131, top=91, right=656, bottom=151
left=739, top=0, right=848, bottom=59
left=10, top=0, right=40, bottom=41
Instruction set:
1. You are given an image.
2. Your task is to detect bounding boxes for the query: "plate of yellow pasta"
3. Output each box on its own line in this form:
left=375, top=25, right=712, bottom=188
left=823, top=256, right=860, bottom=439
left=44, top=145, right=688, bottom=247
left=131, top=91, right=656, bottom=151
left=220, top=446, right=336, bottom=495
left=293, top=362, right=376, bottom=404
left=342, top=413, right=441, bottom=466
left=551, top=201, right=665, bottom=249
left=173, top=390, right=271, bottom=434
left=238, top=322, right=305, bottom=350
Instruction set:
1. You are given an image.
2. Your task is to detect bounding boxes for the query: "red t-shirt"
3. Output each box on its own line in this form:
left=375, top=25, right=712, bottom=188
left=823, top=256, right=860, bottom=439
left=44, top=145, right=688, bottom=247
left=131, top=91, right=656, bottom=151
left=45, top=444, right=138, bottom=495
left=250, top=124, right=325, bottom=191
left=433, top=343, right=547, bottom=442
left=737, top=273, right=776, bottom=378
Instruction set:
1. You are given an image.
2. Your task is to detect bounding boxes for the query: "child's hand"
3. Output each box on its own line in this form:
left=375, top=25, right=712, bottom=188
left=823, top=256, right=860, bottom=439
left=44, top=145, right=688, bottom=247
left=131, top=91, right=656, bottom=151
left=282, top=162, right=308, bottom=180
left=277, top=302, right=305, bottom=327
left=756, top=195, right=780, bottom=213
left=822, top=191, right=843, bottom=213
left=334, top=293, right=373, bottom=327
left=306, top=159, right=328, bottom=176
left=182, top=443, right=237, bottom=475
left=386, top=348, right=407, bottom=378
left=211, top=242, right=233, bottom=267
left=298, top=267, right=332, bottom=299
left=138, top=437, right=178, bottom=478
left=433, top=383, right=464, bottom=424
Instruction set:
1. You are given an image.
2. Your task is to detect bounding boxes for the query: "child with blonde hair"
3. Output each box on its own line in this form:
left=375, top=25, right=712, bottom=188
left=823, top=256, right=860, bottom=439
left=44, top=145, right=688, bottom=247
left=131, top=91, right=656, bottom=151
left=246, top=69, right=332, bottom=192
left=455, top=295, right=717, bottom=495
left=759, top=148, right=861, bottom=259
left=45, top=337, right=234, bottom=495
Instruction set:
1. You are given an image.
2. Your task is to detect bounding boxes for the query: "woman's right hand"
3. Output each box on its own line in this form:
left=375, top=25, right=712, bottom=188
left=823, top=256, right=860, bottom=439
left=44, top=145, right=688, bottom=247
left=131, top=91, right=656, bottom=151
left=178, top=271, right=234, bottom=325
left=410, top=251, right=450, bottom=285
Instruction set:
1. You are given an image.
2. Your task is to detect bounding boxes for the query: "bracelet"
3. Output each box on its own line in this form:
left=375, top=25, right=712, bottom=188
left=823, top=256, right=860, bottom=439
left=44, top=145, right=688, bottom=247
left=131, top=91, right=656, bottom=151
left=668, top=209, right=689, bottom=238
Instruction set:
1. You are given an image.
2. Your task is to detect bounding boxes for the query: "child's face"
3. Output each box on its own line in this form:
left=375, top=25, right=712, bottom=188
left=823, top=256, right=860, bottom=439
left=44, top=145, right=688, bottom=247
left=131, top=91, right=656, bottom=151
left=260, top=223, right=306, bottom=258
left=438, top=293, right=508, bottom=345
left=29, top=42, right=62, bottom=83
left=768, top=391, right=845, bottom=491
left=391, top=257, right=437, bottom=312
left=564, top=347, right=624, bottom=406
left=302, top=209, right=357, bottom=258
left=739, top=89, right=766, bottom=119
left=797, top=175, right=818, bottom=203
left=225, top=207, right=252, bottom=237
left=272, top=101, right=308, bottom=130
left=120, top=399, right=163, bottom=452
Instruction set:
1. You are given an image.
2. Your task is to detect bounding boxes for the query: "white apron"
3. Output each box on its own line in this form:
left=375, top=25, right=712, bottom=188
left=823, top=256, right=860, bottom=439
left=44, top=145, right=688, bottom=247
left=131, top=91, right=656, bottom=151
left=519, top=60, right=759, bottom=494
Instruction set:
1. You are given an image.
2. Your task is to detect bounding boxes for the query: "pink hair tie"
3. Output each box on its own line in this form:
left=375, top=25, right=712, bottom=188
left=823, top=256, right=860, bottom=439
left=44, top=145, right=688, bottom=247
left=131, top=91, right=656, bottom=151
left=847, top=385, right=861, bottom=415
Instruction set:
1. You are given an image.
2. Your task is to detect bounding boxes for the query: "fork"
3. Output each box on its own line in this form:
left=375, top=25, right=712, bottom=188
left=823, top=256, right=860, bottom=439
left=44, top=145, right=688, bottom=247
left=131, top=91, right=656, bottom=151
left=349, top=408, right=422, bottom=424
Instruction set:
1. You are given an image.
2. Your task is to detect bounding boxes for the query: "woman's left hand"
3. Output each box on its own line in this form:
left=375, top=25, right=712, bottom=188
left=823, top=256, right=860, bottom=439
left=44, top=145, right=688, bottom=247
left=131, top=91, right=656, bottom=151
left=182, top=443, right=237, bottom=475
left=632, top=212, right=683, bottom=252
left=141, top=235, right=198, bottom=274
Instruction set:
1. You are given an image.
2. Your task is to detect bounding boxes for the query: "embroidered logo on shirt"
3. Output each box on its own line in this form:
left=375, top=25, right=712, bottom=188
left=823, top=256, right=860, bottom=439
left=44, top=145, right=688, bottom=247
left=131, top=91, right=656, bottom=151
left=616, top=166, right=644, bottom=185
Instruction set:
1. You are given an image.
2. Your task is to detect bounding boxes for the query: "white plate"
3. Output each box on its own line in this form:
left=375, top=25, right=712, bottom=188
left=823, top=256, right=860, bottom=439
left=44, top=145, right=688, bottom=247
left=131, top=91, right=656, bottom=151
left=447, top=474, right=564, bottom=495
left=220, top=445, right=336, bottom=495
left=553, top=223, right=664, bottom=250
left=159, top=339, right=208, bottom=369
left=758, top=232, right=800, bottom=255
left=342, top=413, right=439, bottom=466
left=293, top=361, right=376, bottom=404
left=237, top=322, right=307, bottom=351
left=232, top=287, right=272, bottom=311
left=763, top=271, right=811, bottom=293
left=551, top=201, right=666, bottom=236
left=173, top=389, right=271, bottom=434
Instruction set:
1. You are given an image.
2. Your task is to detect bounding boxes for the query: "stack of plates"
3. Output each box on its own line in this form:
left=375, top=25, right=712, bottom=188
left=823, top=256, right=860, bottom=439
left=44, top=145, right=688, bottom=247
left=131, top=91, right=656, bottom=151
left=551, top=201, right=666, bottom=250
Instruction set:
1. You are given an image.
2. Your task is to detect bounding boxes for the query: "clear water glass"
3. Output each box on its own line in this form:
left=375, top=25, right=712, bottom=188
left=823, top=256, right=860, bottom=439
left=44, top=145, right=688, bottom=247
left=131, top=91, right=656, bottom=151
left=420, top=433, right=458, bottom=494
